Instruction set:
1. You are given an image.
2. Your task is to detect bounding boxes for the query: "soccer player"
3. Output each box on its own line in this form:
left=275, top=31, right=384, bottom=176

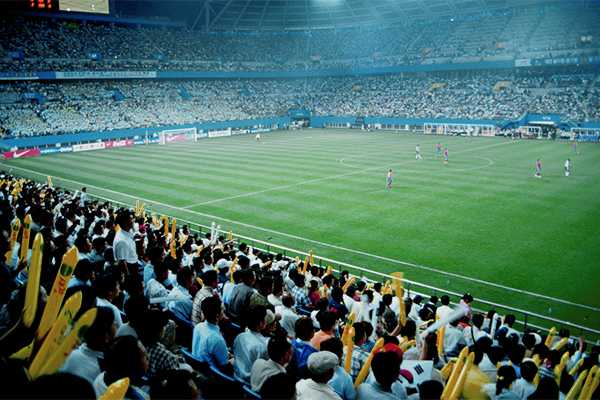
left=534, top=159, right=542, bottom=178
left=415, top=144, right=423, bottom=160
left=564, top=158, right=571, bottom=177
left=435, top=143, right=442, bottom=157
left=443, top=147, right=449, bottom=164
left=386, top=169, right=393, bottom=189
left=572, top=140, right=578, bottom=155
left=255, top=133, right=261, bottom=142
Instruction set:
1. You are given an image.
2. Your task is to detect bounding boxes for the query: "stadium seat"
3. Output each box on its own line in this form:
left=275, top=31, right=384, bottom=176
left=242, top=385, right=262, bottom=400
left=180, top=348, right=210, bottom=373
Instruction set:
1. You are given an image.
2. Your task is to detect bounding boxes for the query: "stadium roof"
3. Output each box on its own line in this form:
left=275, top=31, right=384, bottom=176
left=192, top=0, right=550, bottom=31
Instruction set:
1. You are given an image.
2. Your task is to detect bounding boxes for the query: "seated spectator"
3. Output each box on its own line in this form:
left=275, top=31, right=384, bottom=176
left=261, top=373, right=297, bottom=400
left=511, top=360, right=537, bottom=399
left=443, top=318, right=466, bottom=357
left=481, top=365, right=519, bottom=400
left=139, top=309, right=181, bottom=378
left=191, top=269, right=218, bottom=325
left=191, top=296, right=229, bottom=371
left=233, top=305, right=269, bottom=382
left=150, top=370, right=200, bottom=400
left=167, top=266, right=194, bottom=322
left=250, top=336, right=293, bottom=392
left=93, top=336, right=149, bottom=400
left=24, top=372, right=96, bottom=399
left=436, top=295, right=453, bottom=321
left=417, top=380, right=444, bottom=400
left=356, top=350, right=407, bottom=399
left=528, top=376, right=559, bottom=399
left=321, top=337, right=356, bottom=400
left=308, top=280, right=321, bottom=306
left=291, top=274, right=310, bottom=309
left=329, top=286, right=349, bottom=320
left=228, top=269, right=255, bottom=321
left=345, top=322, right=371, bottom=382
left=116, top=295, right=149, bottom=339
left=292, top=316, right=318, bottom=373
left=67, top=258, right=95, bottom=289
left=296, top=351, right=342, bottom=400
left=249, top=275, right=274, bottom=311
left=279, top=294, right=300, bottom=338
left=311, top=311, right=338, bottom=350
left=94, top=272, right=123, bottom=328
left=61, top=306, right=115, bottom=384
left=145, top=262, right=171, bottom=300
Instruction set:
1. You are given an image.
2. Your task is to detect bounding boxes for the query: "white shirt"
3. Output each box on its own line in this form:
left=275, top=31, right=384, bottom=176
left=61, top=343, right=103, bottom=384
left=443, top=325, right=465, bottom=355
left=113, top=229, right=138, bottom=264
left=278, top=306, right=299, bottom=338
left=511, top=378, right=536, bottom=399
left=96, top=297, right=123, bottom=328
left=436, top=305, right=453, bottom=321
left=250, top=359, right=286, bottom=392
left=233, top=330, right=268, bottom=382
left=145, top=278, right=170, bottom=300
left=296, top=378, right=342, bottom=400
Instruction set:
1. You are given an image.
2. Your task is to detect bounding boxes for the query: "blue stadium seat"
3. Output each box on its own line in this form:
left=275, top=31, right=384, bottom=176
left=181, top=348, right=209, bottom=372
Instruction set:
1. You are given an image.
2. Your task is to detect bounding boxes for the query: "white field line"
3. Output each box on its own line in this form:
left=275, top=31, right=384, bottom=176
left=3, top=151, right=599, bottom=313
left=182, top=141, right=510, bottom=208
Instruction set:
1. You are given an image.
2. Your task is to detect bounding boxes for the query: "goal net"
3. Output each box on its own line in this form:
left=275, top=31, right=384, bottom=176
left=159, top=127, right=198, bottom=145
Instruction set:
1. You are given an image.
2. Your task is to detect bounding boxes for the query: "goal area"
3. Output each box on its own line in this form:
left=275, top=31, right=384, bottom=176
left=159, top=128, right=198, bottom=145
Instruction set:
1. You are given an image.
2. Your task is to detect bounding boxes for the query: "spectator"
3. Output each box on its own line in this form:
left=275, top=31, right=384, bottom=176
left=191, top=296, right=229, bottom=371
left=228, top=268, right=255, bottom=321
left=233, top=305, right=269, bottom=382
left=311, top=311, right=338, bottom=350
left=167, top=266, right=194, bottom=322
left=94, top=272, right=123, bottom=328
left=139, top=309, right=181, bottom=378
left=279, top=294, right=300, bottom=338
left=191, top=269, right=218, bottom=324
left=296, top=351, right=342, bottom=400
left=482, top=365, right=519, bottom=399
left=250, top=336, right=293, bottom=392
left=356, top=350, right=407, bottom=399
left=261, top=373, right=297, bottom=400
left=321, top=337, right=356, bottom=400
left=293, top=316, right=318, bottom=373
left=511, top=360, right=537, bottom=399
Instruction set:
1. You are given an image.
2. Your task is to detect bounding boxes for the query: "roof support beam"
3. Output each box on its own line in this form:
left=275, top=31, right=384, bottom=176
left=208, top=0, right=236, bottom=30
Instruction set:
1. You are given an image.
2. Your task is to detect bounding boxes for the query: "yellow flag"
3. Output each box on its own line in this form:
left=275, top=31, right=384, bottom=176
left=580, top=365, right=598, bottom=400
left=341, top=312, right=356, bottom=345
left=229, top=257, right=238, bottom=283
left=544, top=327, right=557, bottom=347
left=19, top=214, right=32, bottom=263
left=391, top=272, right=406, bottom=327
left=23, top=234, right=44, bottom=328
left=437, top=326, right=446, bottom=358
left=170, top=218, right=177, bottom=241
left=326, top=265, right=333, bottom=276
left=565, top=369, right=588, bottom=400
left=5, top=218, right=21, bottom=266
left=32, top=308, right=97, bottom=379
left=342, top=276, right=356, bottom=293
left=47, top=176, right=53, bottom=188
left=354, top=337, right=385, bottom=388
left=552, top=337, right=568, bottom=351
left=441, top=347, right=469, bottom=399
left=28, top=291, right=83, bottom=376
left=448, top=352, right=475, bottom=400
left=344, top=327, right=354, bottom=373
left=161, top=216, right=169, bottom=237
left=36, top=247, right=79, bottom=341
left=226, top=230, right=233, bottom=241
left=99, top=378, right=130, bottom=400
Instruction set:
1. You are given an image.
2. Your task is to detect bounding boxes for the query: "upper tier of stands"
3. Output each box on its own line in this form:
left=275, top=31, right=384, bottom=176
left=1, top=3, right=599, bottom=72
left=1, top=71, right=598, bottom=137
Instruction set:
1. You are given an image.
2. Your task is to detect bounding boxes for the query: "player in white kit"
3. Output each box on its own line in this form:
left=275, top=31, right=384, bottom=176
left=415, top=144, right=423, bottom=160
left=255, top=133, right=261, bottom=141
left=564, top=159, right=571, bottom=177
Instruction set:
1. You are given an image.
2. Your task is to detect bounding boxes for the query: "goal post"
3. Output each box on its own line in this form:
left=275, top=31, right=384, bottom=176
left=159, top=127, right=198, bottom=145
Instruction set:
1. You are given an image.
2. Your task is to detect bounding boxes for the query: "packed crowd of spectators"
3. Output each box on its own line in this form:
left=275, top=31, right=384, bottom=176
left=0, top=71, right=598, bottom=137
left=1, top=3, right=599, bottom=73
left=0, top=174, right=598, bottom=399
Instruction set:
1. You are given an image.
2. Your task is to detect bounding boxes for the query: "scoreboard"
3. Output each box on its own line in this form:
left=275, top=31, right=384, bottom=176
left=27, top=0, right=109, bottom=14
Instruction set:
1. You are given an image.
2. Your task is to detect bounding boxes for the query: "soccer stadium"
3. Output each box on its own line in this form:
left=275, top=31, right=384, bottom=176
left=0, top=0, right=599, bottom=398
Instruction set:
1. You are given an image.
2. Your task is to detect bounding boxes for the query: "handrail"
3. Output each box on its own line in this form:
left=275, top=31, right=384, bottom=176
left=84, top=192, right=600, bottom=338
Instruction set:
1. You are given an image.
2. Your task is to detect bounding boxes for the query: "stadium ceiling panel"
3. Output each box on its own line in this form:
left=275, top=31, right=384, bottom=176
left=200, top=0, right=551, bottom=31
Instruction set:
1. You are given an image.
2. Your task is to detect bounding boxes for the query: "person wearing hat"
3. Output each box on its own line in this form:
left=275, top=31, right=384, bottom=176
left=296, top=351, right=342, bottom=400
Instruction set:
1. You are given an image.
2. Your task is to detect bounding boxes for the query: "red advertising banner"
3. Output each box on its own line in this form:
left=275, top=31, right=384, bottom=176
left=105, top=139, right=134, bottom=148
left=3, top=148, right=41, bottom=160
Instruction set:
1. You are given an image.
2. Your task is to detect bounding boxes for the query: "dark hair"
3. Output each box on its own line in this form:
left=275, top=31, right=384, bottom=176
left=201, top=269, right=218, bottom=285
left=268, top=336, right=292, bottom=363
left=495, top=365, right=517, bottom=396
left=73, top=258, right=94, bottom=281
left=201, top=296, right=222, bottom=322
left=352, top=322, right=367, bottom=343
left=150, top=370, right=197, bottom=399
left=177, top=267, right=193, bottom=287
left=294, top=317, right=315, bottom=341
left=419, top=380, right=444, bottom=400
left=124, top=295, right=149, bottom=326
left=317, top=311, right=338, bottom=332
left=260, top=373, right=296, bottom=400
left=103, top=336, right=147, bottom=386
left=504, top=314, right=516, bottom=327
left=140, top=309, right=169, bottom=345
left=529, top=377, right=559, bottom=399
left=472, top=313, right=484, bottom=329
left=371, top=351, right=401, bottom=388
left=83, top=306, right=115, bottom=349
left=320, top=337, right=344, bottom=360
left=508, top=344, right=526, bottom=365
left=94, top=273, right=119, bottom=299
left=246, top=305, right=267, bottom=331
left=520, top=360, right=538, bottom=382
left=24, top=372, right=96, bottom=399
left=282, top=294, right=294, bottom=308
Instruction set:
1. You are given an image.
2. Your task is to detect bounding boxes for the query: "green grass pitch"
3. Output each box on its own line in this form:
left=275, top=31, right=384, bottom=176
left=4, top=129, right=600, bottom=334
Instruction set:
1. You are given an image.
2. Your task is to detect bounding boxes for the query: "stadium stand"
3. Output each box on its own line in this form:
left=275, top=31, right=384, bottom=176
left=0, top=174, right=598, bottom=399
left=1, top=72, right=598, bottom=137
